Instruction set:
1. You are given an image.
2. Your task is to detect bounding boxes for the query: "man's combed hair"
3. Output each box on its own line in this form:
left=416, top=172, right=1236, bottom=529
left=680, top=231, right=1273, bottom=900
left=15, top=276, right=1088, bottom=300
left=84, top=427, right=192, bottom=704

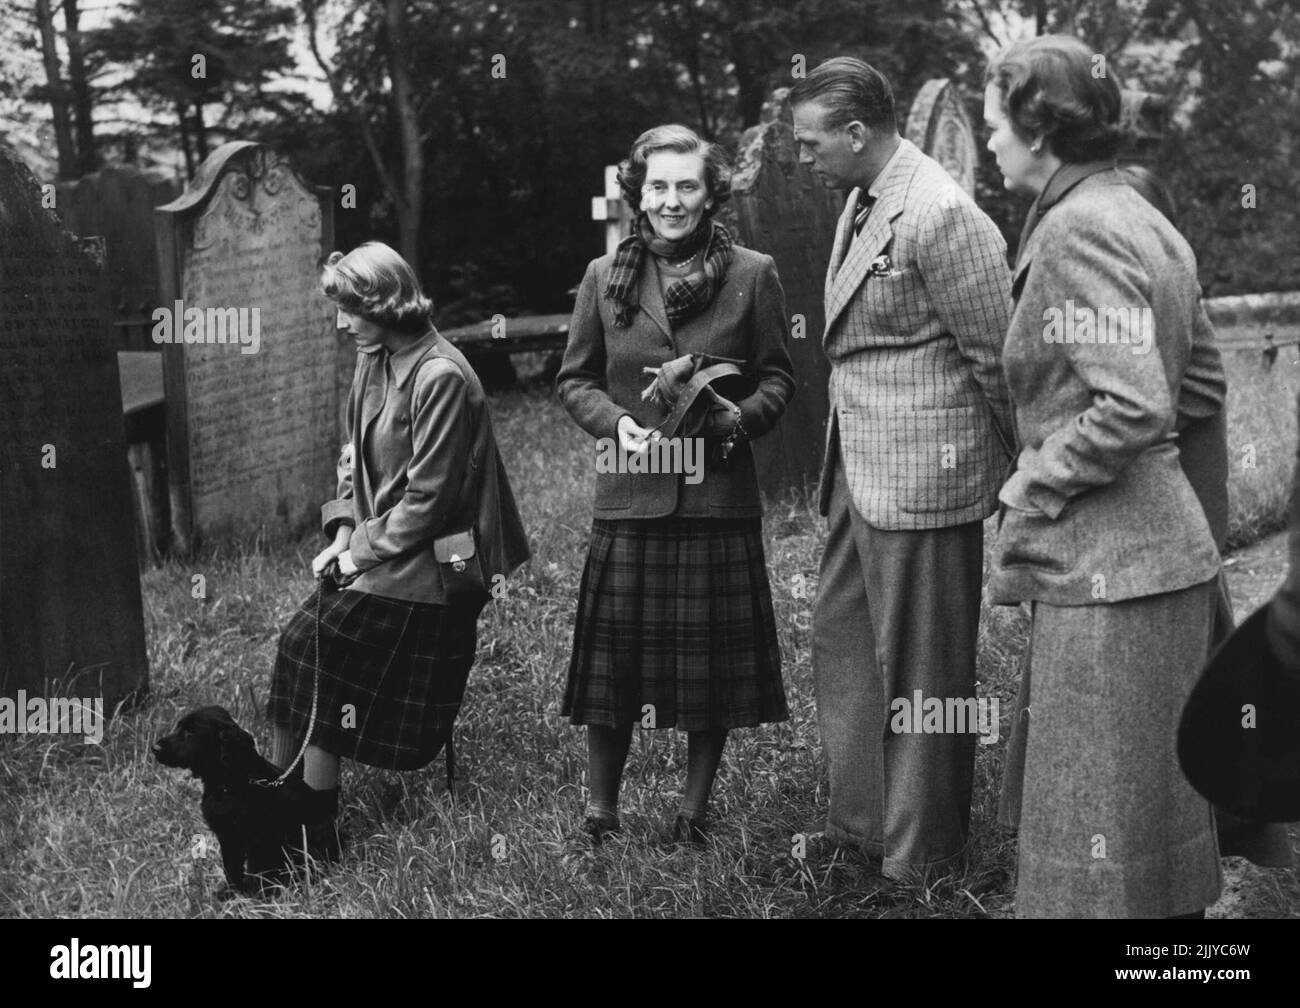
left=616, top=123, right=732, bottom=214
left=985, top=34, right=1122, bottom=164
left=320, top=241, right=433, bottom=334
left=787, top=57, right=897, bottom=132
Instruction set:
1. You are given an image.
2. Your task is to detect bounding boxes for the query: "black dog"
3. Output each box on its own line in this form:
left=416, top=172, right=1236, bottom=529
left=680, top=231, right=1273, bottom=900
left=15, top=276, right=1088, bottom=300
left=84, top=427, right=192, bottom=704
left=153, top=706, right=320, bottom=896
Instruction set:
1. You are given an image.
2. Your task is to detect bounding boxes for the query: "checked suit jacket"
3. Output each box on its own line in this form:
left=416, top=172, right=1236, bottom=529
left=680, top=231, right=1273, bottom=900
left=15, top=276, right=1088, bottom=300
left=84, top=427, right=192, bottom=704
left=818, top=138, right=1015, bottom=529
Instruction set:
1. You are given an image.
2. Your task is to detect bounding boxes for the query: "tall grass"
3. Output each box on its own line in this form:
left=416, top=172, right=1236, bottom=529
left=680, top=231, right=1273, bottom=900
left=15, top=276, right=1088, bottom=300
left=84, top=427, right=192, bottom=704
left=2, top=347, right=1297, bottom=918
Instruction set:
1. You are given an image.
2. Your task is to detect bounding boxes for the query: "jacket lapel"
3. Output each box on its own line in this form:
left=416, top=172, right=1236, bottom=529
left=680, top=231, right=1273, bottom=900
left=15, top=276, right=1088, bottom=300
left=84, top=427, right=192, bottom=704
left=823, top=140, right=919, bottom=338
left=824, top=190, right=857, bottom=308
left=359, top=350, right=387, bottom=444
left=637, top=263, right=675, bottom=349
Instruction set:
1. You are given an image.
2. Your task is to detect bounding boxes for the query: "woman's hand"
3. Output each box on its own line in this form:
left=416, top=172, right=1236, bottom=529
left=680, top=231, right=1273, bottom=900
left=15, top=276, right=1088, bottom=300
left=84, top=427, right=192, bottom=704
left=617, top=414, right=660, bottom=453
left=311, top=525, right=354, bottom=577
left=336, top=550, right=359, bottom=576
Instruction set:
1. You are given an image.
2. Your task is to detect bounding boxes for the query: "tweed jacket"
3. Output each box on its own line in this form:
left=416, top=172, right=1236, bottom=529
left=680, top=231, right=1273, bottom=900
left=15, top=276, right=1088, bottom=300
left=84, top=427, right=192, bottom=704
left=988, top=169, right=1223, bottom=606
left=818, top=138, right=1015, bottom=529
left=322, top=328, right=531, bottom=604
left=556, top=242, right=795, bottom=519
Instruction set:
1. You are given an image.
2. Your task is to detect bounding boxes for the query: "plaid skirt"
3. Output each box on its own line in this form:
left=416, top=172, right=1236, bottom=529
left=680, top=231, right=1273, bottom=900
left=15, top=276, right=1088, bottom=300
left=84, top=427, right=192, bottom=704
left=563, top=516, right=788, bottom=730
left=267, top=584, right=479, bottom=771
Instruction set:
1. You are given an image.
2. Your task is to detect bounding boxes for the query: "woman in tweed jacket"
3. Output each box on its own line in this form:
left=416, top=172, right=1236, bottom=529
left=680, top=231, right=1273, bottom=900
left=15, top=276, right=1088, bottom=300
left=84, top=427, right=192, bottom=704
left=984, top=36, right=1226, bottom=917
left=556, top=124, right=794, bottom=846
left=267, top=242, right=529, bottom=856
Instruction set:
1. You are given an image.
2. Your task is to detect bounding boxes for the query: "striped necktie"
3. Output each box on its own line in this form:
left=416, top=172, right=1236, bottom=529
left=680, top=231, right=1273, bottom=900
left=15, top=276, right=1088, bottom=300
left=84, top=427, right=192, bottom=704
left=853, top=193, right=877, bottom=234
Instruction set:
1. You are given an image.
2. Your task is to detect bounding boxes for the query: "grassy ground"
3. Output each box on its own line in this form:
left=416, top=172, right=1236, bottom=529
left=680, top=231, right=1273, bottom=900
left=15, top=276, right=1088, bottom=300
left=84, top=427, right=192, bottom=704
left=1222, top=333, right=1300, bottom=548
left=2, top=341, right=1298, bottom=919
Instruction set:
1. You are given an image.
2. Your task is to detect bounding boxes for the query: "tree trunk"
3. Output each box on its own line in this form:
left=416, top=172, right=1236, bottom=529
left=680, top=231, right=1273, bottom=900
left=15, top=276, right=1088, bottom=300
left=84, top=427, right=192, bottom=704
left=177, top=100, right=194, bottom=178
left=34, top=0, right=76, bottom=179
left=62, top=0, right=97, bottom=175
left=385, top=0, right=424, bottom=271
left=193, top=100, right=209, bottom=161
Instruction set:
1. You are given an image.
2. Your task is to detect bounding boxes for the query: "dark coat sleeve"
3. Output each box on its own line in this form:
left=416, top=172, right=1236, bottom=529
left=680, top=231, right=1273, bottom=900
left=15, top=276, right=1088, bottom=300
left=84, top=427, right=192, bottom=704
left=556, top=259, right=630, bottom=440
left=734, top=254, right=795, bottom=440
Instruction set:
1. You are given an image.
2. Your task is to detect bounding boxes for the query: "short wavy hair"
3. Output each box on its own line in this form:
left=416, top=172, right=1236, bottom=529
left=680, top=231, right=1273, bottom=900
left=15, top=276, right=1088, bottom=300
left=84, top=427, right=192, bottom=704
left=320, top=241, right=433, bottom=334
left=616, top=124, right=731, bottom=216
left=788, top=56, right=896, bottom=132
left=985, top=34, right=1122, bottom=164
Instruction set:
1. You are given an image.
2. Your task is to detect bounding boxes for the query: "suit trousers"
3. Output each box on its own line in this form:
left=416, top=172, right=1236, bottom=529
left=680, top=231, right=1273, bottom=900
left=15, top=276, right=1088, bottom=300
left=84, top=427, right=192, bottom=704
left=812, top=456, right=984, bottom=881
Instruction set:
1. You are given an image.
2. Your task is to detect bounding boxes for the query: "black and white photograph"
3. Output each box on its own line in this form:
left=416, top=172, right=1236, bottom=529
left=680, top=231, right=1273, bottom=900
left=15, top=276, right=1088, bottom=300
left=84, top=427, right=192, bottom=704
left=2, top=0, right=1298, bottom=944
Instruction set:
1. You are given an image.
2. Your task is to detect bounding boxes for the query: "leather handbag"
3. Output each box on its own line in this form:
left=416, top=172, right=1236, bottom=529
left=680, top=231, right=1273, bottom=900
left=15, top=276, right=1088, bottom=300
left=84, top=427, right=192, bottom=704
left=655, top=356, right=755, bottom=439
left=432, top=527, right=489, bottom=603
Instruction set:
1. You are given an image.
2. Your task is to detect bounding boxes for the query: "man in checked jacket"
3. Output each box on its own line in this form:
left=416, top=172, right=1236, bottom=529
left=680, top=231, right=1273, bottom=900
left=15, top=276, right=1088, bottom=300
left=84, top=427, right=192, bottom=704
left=791, top=58, right=1015, bottom=883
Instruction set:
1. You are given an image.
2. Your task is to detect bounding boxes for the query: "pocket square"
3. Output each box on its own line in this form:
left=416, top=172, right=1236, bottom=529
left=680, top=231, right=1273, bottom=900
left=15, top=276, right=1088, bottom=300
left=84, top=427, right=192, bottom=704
left=868, top=254, right=903, bottom=278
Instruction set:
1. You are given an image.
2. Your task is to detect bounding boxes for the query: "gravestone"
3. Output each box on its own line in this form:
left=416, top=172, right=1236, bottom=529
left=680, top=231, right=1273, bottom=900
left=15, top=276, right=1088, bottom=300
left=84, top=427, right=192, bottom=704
left=0, top=142, right=148, bottom=710
left=904, top=78, right=978, bottom=197
left=727, top=88, right=842, bottom=497
left=56, top=165, right=182, bottom=352
left=155, top=142, right=343, bottom=552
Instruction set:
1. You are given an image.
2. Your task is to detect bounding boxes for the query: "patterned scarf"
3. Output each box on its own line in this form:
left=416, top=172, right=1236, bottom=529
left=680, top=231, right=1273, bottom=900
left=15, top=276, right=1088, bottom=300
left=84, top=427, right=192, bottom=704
left=604, top=216, right=733, bottom=328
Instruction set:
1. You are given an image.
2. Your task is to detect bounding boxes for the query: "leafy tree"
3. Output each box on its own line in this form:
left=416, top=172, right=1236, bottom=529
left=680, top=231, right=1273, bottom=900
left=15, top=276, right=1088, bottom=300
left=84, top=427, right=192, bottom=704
left=91, top=0, right=306, bottom=177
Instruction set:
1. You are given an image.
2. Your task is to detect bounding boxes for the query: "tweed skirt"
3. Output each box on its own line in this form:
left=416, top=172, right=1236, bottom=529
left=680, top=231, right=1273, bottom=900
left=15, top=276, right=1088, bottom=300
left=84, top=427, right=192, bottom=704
left=562, top=516, right=788, bottom=730
left=267, top=584, right=479, bottom=771
left=998, top=579, right=1223, bottom=918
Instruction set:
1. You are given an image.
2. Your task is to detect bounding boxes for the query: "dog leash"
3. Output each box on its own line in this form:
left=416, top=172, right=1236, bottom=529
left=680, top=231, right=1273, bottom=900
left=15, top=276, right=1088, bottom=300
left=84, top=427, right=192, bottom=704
left=254, top=570, right=327, bottom=789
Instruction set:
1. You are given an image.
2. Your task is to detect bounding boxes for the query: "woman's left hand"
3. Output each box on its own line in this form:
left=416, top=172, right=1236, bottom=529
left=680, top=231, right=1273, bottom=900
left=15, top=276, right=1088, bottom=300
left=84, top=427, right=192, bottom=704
left=337, top=550, right=359, bottom=576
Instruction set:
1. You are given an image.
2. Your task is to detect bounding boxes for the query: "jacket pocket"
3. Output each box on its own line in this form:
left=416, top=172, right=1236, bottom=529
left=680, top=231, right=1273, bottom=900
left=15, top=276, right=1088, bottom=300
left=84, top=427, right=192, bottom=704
left=593, top=469, right=631, bottom=510
left=994, top=504, right=1079, bottom=575
left=868, top=405, right=996, bottom=514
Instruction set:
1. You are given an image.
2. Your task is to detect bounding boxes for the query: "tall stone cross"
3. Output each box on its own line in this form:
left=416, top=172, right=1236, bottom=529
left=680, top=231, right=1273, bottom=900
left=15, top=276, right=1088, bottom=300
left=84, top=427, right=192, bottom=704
left=590, top=165, right=631, bottom=256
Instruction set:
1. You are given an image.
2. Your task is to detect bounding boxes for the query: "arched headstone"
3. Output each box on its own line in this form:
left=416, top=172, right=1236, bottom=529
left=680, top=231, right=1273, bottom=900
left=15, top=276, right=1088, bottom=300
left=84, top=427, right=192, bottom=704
left=904, top=78, right=978, bottom=197
left=155, top=142, right=344, bottom=552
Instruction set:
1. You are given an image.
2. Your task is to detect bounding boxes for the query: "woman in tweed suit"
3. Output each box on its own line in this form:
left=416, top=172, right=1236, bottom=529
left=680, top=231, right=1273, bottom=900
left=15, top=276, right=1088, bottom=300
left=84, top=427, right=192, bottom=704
left=983, top=36, right=1225, bottom=917
left=557, top=124, right=794, bottom=845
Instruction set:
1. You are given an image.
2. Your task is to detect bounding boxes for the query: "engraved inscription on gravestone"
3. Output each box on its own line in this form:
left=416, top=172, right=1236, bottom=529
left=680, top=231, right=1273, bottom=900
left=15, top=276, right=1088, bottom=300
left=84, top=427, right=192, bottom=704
left=0, top=142, right=148, bottom=707
left=155, top=142, right=340, bottom=550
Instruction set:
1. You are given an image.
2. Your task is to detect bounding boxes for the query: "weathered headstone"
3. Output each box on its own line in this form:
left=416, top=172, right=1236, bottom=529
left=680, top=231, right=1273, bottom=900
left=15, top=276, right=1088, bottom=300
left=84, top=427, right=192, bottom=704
left=154, top=142, right=343, bottom=551
left=0, top=142, right=148, bottom=711
left=904, top=78, right=978, bottom=197
left=55, top=165, right=181, bottom=352
left=728, top=88, right=841, bottom=497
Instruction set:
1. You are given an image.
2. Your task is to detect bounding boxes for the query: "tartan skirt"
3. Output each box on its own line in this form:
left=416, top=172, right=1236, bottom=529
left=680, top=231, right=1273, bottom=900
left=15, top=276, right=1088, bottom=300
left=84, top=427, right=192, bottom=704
left=562, top=516, right=788, bottom=730
left=266, top=584, right=479, bottom=771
